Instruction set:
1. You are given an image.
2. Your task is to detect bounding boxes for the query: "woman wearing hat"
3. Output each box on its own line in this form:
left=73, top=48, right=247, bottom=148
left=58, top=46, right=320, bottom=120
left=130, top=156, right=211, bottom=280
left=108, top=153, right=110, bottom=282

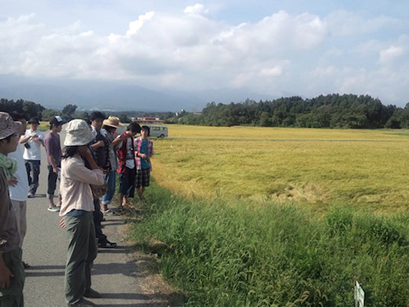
left=101, top=116, right=123, bottom=213
left=59, top=119, right=105, bottom=307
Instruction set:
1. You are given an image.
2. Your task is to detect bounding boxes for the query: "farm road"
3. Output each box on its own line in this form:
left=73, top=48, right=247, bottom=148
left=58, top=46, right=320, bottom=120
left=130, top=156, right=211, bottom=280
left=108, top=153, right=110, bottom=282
left=22, top=131, right=169, bottom=306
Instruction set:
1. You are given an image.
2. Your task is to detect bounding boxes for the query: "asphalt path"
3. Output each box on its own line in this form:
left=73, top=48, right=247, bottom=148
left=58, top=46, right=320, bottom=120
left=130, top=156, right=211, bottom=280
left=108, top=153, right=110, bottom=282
left=22, top=130, right=169, bottom=307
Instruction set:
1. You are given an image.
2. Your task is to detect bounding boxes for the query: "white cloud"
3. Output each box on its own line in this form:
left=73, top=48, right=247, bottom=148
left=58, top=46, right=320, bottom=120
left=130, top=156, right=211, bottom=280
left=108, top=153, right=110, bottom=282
left=0, top=2, right=408, bottom=106
left=379, top=45, right=404, bottom=64
left=184, top=3, right=209, bottom=15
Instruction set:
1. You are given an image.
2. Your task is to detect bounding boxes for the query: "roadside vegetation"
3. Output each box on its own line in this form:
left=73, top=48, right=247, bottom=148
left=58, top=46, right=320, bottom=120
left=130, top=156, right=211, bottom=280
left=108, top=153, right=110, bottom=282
left=131, top=182, right=409, bottom=306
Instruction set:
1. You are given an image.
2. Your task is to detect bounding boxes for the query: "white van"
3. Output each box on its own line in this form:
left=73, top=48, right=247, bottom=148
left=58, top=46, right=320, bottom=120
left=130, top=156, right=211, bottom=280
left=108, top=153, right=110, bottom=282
left=148, top=126, right=168, bottom=138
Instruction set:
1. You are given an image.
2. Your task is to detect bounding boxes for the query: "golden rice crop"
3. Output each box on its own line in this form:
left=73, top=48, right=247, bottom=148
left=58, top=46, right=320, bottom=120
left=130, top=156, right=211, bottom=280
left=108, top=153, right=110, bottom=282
left=151, top=125, right=409, bottom=213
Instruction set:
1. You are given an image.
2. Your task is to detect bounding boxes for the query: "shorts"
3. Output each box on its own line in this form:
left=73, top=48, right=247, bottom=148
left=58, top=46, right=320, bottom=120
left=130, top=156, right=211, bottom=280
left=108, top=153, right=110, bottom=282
left=135, top=169, right=150, bottom=188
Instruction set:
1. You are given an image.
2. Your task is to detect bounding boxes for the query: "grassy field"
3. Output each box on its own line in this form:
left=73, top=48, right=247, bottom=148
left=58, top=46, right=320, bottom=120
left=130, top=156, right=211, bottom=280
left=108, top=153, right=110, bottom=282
left=152, top=125, right=409, bottom=214
left=129, top=125, right=409, bottom=306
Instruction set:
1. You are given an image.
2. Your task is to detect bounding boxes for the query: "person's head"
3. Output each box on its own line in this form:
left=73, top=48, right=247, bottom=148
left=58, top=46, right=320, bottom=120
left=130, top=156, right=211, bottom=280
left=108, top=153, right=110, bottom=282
left=0, top=112, right=22, bottom=155
left=63, top=119, right=95, bottom=159
left=10, top=111, right=28, bottom=134
left=140, top=125, right=150, bottom=139
left=90, top=111, right=106, bottom=131
left=102, top=116, right=124, bottom=134
left=126, top=122, right=141, bottom=137
left=28, top=117, right=40, bottom=131
left=49, top=116, right=65, bottom=132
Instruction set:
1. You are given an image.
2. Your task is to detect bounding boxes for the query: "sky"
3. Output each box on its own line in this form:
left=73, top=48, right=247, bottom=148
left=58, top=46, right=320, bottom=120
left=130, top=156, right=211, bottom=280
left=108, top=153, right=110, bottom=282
left=1, top=0, right=409, bottom=108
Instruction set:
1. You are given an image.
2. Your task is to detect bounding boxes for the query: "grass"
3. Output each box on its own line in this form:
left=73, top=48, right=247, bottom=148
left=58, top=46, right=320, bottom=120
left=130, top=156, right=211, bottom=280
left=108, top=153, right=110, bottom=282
left=152, top=125, right=409, bottom=214
left=131, top=181, right=409, bottom=306
left=127, top=125, right=409, bottom=306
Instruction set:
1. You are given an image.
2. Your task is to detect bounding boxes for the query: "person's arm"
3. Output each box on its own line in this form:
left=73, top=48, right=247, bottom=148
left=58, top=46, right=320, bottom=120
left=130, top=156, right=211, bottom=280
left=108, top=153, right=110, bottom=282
left=19, top=131, right=31, bottom=144
left=149, top=140, right=154, bottom=158
left=111, top=134, right=126, bottom=147
left=45, top=137, right=58, bottom=174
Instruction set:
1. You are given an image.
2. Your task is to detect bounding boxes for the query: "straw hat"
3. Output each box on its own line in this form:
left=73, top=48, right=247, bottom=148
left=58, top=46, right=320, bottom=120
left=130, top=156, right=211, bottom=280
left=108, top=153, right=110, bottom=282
left=64, top=119, right=95, bottom=146
left=103, top=116, right=124, bottom=129
left=0, top=112, right=22, bottom=140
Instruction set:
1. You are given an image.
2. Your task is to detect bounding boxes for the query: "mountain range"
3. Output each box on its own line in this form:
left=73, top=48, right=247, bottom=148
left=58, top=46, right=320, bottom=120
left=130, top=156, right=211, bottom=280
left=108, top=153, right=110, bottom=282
left=0, top=75, right=275, bottom=112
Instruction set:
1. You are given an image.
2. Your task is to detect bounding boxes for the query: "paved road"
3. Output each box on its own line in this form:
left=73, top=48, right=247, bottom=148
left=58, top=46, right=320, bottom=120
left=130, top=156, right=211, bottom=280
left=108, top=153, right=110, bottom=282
left=22, top=131, right=169, bottom=306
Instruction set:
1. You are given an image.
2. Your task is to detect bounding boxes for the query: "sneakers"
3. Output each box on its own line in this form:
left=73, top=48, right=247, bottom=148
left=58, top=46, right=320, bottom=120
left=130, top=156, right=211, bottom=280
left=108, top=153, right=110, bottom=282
left=48, top=205, right=60, bottom=212
left=83, top=288, right=101, bottom=299
left=67, top=298, right=96, bottom=307
left=98, top=240, right=117, bottom=248
left=27, top=193, right=34, bottom=198
left=23, top=261, right=30, bottom=269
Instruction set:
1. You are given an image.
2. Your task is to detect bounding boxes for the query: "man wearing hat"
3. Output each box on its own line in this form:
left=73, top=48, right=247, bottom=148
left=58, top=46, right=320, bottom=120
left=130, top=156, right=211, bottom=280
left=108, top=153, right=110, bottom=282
left=59, top=119, right=105, bottom=307
left=101, top=116, right=124, bottom=213
left=44, top=116, right=64, bottom=212
left=20, top=117, right=45, bottom=198
left=0, top=112, right=25, bottom=306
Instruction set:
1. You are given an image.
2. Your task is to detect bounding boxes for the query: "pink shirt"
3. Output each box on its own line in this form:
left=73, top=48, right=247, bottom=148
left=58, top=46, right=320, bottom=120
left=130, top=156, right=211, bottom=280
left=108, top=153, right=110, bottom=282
left=59, top=154, right=105, bottom=216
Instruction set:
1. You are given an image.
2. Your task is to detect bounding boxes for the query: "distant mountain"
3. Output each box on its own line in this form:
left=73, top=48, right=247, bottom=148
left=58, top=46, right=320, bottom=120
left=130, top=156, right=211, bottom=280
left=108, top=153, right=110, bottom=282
left=0, top=75, right=206, bottom=111
left=0, top=74, right=276, bottom=112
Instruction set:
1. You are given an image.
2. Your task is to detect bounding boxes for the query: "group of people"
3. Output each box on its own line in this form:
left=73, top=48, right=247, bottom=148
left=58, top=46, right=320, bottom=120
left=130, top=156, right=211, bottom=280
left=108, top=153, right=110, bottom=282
left=0, top=110, right=154, bottom=307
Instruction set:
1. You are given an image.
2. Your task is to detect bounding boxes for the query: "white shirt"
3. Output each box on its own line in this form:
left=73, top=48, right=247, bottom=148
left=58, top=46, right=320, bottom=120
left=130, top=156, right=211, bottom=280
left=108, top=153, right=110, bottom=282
left=9, top=145, right=29, bottom=201
left=22, top=129, right=45, bottom=161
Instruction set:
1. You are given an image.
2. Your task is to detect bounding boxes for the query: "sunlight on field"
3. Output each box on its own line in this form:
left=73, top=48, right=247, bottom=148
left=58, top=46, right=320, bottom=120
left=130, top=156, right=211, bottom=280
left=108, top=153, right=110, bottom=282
left=152, top=125, right=409, bottom=213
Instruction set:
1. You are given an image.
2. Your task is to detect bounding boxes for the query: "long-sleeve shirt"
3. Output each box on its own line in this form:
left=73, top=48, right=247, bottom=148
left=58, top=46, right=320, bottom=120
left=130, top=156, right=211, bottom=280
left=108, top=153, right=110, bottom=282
left=0, top=169, right=19, bottom=253
left=59, top=154, right=105, bottom=216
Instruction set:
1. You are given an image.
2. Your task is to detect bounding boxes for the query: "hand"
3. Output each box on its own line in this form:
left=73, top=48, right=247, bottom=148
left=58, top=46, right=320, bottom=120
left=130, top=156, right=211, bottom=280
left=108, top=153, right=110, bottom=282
left=7, top=177, right=18, bottom=187
left=139, top=153, right=147, bottom=159
left=53, top=167, right=58, bottom=174
left=95, top=140, right=104, bottom=148
left=0, top=263, right=14, bottom=289
left=59, top=218, right=66, bottom=229
left=32, top=135, right=40, bottom=142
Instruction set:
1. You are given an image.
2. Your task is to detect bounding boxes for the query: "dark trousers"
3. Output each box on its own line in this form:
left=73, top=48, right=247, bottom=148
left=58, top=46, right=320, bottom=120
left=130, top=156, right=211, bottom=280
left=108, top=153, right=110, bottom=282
left=119, top=167, right=136, bottom=198
left=0, top=248, right=25, bottom=307
left=64, top=212, right=97, bottom=306
left=47, top=165, right=58, bottom=198
left=25, top=160, right=40, bottom=195
left=93, top=199, right=107, bottom=244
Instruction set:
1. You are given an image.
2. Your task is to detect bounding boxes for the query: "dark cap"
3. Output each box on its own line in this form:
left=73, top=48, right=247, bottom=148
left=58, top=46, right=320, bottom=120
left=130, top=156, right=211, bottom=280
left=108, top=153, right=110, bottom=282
left=28, top=117, right=40, bottom=125
left=49, top=116, right=65, bottom=126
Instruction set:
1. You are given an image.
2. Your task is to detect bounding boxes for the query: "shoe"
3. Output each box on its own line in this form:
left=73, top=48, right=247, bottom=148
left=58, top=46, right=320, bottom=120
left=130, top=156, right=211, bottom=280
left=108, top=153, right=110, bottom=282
left=84, top=288, right=101, bottom=298
left=67, top=298, right=96, bottom=307
left=98, top=240, right=117, bottom=248
left=23, top=261, right=30, bottom=269
left=48, top=205, right=60, bottom=212
left=27, top=193, right=34, bottom=198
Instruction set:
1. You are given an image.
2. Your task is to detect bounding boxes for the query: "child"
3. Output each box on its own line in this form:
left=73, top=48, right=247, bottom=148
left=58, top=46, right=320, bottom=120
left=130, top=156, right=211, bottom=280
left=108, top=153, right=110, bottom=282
left=0, top=112, right=24, bottom=306
left=134, top=125, right=154, bottom=201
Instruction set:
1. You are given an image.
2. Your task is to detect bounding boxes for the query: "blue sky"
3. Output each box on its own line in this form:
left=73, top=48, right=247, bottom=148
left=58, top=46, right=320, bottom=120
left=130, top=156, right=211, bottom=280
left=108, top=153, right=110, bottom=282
left=1, top=0, right=408, bottom=107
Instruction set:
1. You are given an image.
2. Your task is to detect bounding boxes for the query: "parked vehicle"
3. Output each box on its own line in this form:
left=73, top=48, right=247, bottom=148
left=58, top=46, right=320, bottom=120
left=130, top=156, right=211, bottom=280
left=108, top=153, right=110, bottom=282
left=149, top=125, right=168, bottom=138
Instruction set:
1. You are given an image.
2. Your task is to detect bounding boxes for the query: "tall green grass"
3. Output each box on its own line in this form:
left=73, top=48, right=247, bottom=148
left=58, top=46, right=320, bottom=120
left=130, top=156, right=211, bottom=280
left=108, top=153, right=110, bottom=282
left=130, top=182, right=409, bottom=306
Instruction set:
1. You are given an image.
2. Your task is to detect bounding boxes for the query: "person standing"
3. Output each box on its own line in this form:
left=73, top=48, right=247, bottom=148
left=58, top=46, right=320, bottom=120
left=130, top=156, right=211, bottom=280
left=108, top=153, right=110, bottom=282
left=44, top=116, right=64, bottom=212
left=0, top=112, right=24, bottom=307
left=20, top=117, right=44, bottom=198
left=89, top=111, right=117, bottom=249
left=134, top=125, right=154, bottom=201
left=59, top=119, right=105, bottom=307
left=101, top=116, right=123, bottom=213
left=8, top=112, right=30, bottom=269
left=112, top=122, right=141, bottom=210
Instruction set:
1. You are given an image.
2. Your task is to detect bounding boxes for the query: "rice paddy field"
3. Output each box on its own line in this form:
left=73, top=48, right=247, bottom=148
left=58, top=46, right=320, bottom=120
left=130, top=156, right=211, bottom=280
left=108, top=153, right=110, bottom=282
left=152, top=125, right=409, bottom=214
left=132, top=125, right=409, bottom=306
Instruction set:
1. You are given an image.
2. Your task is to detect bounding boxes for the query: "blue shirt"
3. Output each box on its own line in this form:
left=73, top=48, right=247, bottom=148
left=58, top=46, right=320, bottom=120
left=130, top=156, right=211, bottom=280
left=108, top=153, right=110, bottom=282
left=140, top=140, right=150, bottom=170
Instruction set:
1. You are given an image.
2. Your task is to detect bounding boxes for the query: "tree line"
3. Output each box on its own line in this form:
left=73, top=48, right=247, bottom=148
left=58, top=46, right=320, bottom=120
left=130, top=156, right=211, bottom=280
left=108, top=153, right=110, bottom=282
left=174, top=94, right=409, bottom=129
left=2, top=94, right=409, bottom=129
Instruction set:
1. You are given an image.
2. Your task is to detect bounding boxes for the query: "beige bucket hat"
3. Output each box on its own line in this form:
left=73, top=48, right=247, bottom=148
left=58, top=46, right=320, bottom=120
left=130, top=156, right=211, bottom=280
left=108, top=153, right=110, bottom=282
left=0, top=112, right=22, bottom=140
left=64, top=119, right=95, bottom=146
left=102, top=116, right=124, bottom=129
